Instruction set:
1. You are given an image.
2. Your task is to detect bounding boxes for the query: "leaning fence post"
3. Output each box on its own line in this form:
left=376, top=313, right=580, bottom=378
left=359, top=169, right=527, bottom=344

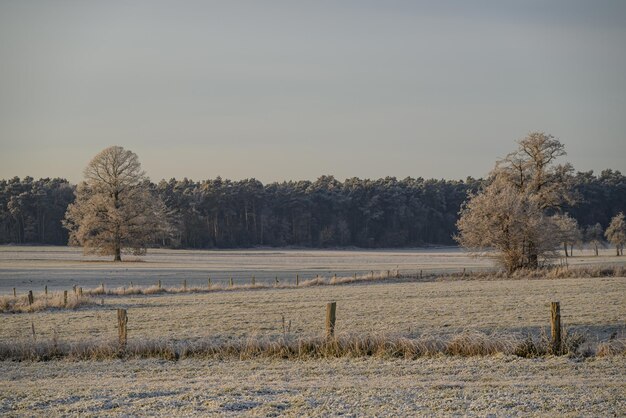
left=117, top=308, right=128, bottom=350
left=326, top=302, right=337, bottom=338
left=551, top=302, right=562, bottom=355
left=28, top=290, right=34, bottom=306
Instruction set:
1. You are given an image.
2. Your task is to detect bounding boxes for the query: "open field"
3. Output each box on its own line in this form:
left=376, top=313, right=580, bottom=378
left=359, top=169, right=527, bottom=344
left=1, top=245, right=625, bottom=294
left=2, top=277, right=625, bottom=344
left=1, top=246, right=625, bottom=415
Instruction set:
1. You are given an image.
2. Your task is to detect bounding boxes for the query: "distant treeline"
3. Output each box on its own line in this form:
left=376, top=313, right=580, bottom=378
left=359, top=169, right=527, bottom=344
left=1, top=170, right=624, bottom=248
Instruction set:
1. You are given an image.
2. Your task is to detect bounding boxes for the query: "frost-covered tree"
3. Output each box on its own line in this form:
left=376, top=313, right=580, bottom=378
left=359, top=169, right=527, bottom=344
left=456, top=132, right=574, bottom=272
left=63, top=146, right=166, bottom=261
left=553, top=213, right=581, bottom=257
left=605, top=212, right=626, bottom=256
left=584, top=223, right=604, bottom=256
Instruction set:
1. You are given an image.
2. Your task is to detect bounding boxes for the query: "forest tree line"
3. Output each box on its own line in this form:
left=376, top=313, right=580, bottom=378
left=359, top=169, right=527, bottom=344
left=0, top=170, right=624, bottom=249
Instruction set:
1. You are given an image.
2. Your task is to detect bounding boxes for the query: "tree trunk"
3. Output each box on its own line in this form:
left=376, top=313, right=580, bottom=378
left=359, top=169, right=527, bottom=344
left=594, top=243, right=598, bottom=256
left=114, top=246, right=121, bottom=262
left=563, top=243, right=568, bottom=258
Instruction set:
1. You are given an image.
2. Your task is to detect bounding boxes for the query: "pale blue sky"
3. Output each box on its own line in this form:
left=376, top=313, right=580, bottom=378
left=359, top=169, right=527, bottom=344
left=1, top=1, right=625, bottom=183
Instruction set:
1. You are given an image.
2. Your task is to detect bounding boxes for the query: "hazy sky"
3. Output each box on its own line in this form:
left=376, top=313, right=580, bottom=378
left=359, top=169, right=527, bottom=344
left=1, top=1, right=625, bottom=184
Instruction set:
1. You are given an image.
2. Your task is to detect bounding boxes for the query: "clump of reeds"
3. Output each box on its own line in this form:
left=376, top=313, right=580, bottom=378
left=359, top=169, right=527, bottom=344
left=1, top=330, right=623, bottom=362
left=0, top=292, right=97, bottom=313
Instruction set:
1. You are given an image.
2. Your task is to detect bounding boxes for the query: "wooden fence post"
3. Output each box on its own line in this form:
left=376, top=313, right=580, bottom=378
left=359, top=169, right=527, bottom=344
left=229, top=277, right=233, bottom=287
left=275, top=276, right=278, bottom=285
left=79, top=287, right=83, bottom=296
left=296, top=274, right=299, bottom=286
left=158, top=280, right=162, bottom=290
left=252, top=275, right=256, bottom=286
left=326, top=302, right=337, bottom=338
left=28, top=290, right=34, bottom=306
left=101, top=282, right=105, bottom=293
left=13, top=288, right=16, bottom=298
left=183, top=279, right=187, bottom=291
left=420, top=270, right=423, bottom=279
left=63, top=290, right=68, bottom=307
left=551, top=302, right=562, bottom=355
left=117, top=308, right=128, bottom=350
left=207, top=277, right=211, bottom=288
left=387, top=270, right=390, bottom=278
left=73, top=285, right=76, bottom=294
left=45, top=285, right=48, bottom=296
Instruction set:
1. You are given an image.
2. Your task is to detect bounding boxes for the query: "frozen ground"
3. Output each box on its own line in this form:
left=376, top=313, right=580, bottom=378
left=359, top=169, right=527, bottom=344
left=1, top=356, right=624, bottom=416
left=1, top=246, right=625, bottom=416
left=2, top=277, right=624, bottom=346
left=0, top=245, right=491, bottom=294
left=1, top=245, right=624, bottom=294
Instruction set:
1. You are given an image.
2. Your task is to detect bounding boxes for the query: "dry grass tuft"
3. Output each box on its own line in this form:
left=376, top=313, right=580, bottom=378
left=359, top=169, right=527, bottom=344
left=596, top=339, right=626, bottom=357
left=440, top=265, right=625, bottom=281
left=0, top=292, right=97, bottom=313
left=1, top=330, right=623, bottom=362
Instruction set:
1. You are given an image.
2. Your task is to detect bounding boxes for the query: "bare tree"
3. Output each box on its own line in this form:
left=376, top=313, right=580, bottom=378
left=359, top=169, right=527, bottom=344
left=456, top=132, right=573, bottom=272
left=63, top=146, right=166, bottom=261
left=605, top=212, right=626, bottom=256
left=584, top=223, right=604, bottom=256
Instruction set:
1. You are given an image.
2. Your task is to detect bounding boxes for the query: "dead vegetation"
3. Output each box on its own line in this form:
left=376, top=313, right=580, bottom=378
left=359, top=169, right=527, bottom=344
left=1, top=330, right=623, bottom=362
left=440, top=264, right=626, bottom=281
left=0, top=292, right=96, bottom=313
left=5, top=265, right=622, bottom=313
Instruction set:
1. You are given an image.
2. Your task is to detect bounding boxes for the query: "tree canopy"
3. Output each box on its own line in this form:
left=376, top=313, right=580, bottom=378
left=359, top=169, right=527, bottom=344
left=0, top=163, right=624, bottom=252
left=456, top=133, right=577, bottom=272
left=63, top=146, right=164, bottom=261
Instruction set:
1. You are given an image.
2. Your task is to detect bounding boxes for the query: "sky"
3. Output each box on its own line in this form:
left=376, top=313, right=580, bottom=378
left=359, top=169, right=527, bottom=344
left=1, top=0, right=625, bottom=184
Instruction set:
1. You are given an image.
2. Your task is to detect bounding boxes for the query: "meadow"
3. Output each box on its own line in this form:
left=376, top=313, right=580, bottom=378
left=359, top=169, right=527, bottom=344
left=1, top=246, right=625, bottom=416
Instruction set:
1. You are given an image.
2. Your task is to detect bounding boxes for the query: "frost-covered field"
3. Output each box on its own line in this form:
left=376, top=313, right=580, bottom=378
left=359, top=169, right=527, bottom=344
left=1, top=245, right=624, bottom=294
left=2, top=277, right=625, bottom=343
left=2, top=356, right=625, bottom=416
left=1, top=246, right=625, bottom=416
left=0, top=245, right=494, bottom=294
